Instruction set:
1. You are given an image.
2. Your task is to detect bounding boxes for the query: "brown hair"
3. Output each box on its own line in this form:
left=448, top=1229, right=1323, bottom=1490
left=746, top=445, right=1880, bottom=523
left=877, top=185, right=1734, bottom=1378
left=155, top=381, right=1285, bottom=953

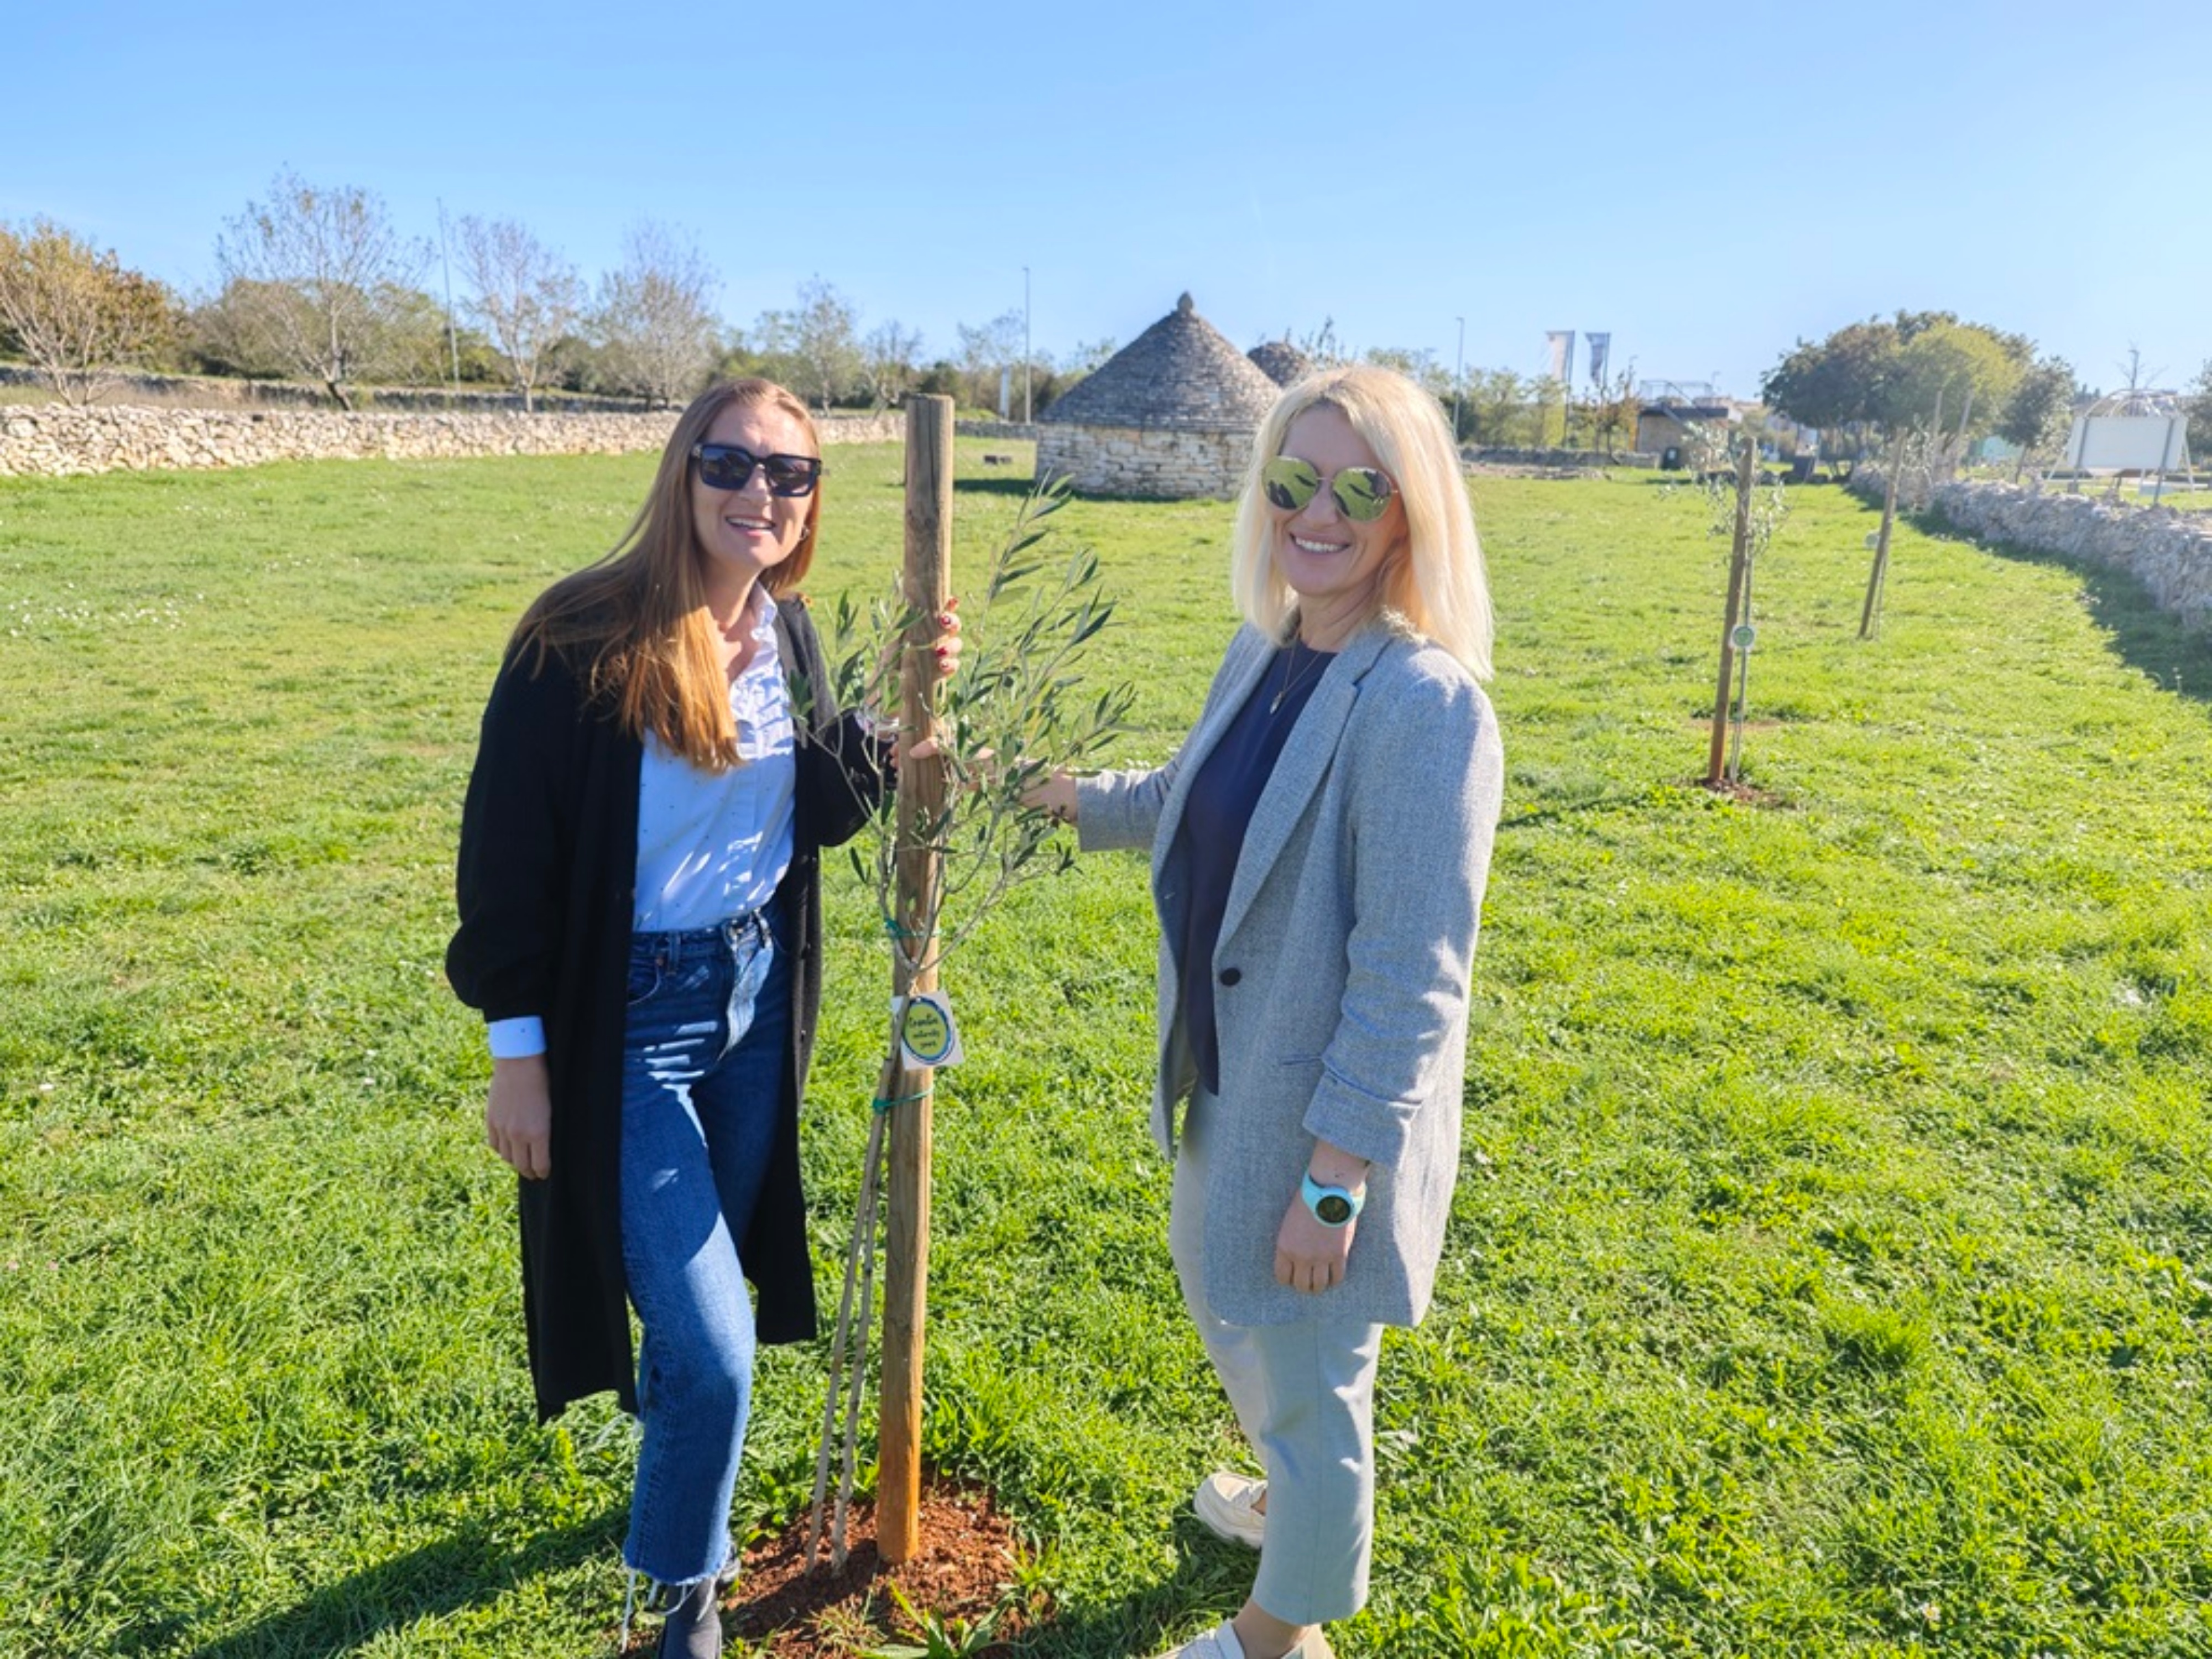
left=510, top=378, right=823, bottom=769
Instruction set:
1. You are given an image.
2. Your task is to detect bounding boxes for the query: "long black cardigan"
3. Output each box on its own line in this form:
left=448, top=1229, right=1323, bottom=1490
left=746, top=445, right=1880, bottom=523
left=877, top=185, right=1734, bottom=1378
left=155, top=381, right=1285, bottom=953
left=446, top=597, right=881, bottom=1422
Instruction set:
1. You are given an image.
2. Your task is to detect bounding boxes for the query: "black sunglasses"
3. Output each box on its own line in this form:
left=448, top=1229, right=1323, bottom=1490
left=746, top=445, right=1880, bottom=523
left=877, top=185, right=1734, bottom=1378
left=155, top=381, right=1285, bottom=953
left=1260, top=455, right=1396, bottom=522
left=691, top=443, right=823, bottom=497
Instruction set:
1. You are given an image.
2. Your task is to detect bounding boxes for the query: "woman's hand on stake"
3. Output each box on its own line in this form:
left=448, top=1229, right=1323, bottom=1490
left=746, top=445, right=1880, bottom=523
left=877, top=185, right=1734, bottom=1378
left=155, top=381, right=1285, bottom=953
left=869, top=598, right=962, bottom=709
left=486, top=1054, right=552, bottom=1180
left=869, top=602, right=965, bottom=765
left=928, top=599, right=962, bottom=681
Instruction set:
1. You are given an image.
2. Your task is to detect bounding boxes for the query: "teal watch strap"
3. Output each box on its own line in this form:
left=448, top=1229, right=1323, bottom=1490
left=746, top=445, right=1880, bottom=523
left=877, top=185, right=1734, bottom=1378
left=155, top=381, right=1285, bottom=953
left=1301, top=1170, right=1365, bottom=1228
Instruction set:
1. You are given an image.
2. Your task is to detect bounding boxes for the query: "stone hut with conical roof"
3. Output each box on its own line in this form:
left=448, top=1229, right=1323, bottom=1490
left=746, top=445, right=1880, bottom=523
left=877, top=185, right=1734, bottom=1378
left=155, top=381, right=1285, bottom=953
left=1248, top=339, right=1313, bottom=387
left=1037, top=293, right=1281, bottom=498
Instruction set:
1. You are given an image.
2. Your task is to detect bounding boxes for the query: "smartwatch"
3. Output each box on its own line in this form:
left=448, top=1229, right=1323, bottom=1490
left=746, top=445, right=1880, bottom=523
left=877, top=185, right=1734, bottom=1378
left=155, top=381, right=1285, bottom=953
left=1300, top=1170, right=1366, bottom=1228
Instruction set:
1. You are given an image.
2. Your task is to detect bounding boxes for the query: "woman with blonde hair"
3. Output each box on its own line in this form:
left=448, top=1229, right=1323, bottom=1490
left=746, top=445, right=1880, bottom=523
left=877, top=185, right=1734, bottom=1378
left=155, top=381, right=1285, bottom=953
left=1031, top=364, right=1504, bottom=1659
left=448, top=378, right=954, bottom=1657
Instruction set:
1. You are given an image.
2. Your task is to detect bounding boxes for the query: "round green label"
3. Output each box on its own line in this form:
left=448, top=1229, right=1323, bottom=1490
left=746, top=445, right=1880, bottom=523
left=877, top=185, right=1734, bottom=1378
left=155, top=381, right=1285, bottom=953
left=901, top=999, right=952, bottom=1063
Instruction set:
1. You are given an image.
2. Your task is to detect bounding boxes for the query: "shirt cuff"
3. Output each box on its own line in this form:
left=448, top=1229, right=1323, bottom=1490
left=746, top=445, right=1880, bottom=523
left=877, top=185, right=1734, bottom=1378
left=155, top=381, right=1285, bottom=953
left=488, top=1016, right=547, bottom=1060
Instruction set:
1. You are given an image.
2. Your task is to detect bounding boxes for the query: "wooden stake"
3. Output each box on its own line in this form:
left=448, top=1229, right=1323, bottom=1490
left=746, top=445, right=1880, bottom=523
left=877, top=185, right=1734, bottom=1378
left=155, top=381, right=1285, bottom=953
left=878, top=394, right=953, bottom=1563
left=1860, top=438, right=1901, bottom=640
left=1704, top=436, right=1756, bottom=786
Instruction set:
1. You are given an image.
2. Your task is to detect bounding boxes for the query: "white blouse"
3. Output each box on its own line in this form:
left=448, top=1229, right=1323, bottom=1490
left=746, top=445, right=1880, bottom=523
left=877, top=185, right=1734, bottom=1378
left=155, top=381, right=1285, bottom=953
left=486, top=591, right=797, bottom=1060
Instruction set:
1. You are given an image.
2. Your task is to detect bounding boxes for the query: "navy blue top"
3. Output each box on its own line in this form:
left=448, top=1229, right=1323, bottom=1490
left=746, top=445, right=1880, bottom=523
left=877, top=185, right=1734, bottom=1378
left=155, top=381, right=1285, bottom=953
left=1176, top=639, right=1333, bottom=1094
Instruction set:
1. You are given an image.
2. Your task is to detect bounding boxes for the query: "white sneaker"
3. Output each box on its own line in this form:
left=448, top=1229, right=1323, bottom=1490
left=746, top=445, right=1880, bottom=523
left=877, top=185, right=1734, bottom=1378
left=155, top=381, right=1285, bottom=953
left=1193, top=1470, right=1267, bottom=1550
left=1142, top=1623, right=1335, bottom=1659
left=1145, top=1621, right=1246, bottom=1659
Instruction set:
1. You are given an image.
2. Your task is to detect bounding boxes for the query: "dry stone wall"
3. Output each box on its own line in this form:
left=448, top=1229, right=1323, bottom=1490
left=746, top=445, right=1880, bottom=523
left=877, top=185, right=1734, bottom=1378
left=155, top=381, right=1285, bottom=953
left=1465, top=446, right=1659, bottom=470
left=1851, top=466, right=2212, bottom=630
left=0, top=405, right=909, bottom=479
left=1035, top=424, right=1251, bottom=498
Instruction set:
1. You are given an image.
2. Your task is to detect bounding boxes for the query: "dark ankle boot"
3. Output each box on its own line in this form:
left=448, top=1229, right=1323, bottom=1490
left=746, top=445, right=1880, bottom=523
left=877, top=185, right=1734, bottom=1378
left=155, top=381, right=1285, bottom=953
left=656, top=1574, right=723, bottom=1659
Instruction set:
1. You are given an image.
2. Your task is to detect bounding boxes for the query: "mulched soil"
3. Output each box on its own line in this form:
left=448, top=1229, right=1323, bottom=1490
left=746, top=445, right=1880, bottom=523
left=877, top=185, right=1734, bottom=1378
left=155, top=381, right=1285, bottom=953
left=619, top=1481, right=1041, bottom=1656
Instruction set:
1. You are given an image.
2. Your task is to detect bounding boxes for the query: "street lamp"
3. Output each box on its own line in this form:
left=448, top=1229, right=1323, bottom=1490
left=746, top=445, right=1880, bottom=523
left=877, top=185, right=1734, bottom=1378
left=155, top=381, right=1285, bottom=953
left=1022, top=267, right=1032, bottom=425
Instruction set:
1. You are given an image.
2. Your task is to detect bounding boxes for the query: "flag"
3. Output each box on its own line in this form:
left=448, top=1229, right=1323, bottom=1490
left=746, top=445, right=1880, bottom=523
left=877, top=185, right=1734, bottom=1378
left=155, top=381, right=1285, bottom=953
left=1585, top=332, right=1610, bottom=389
left=1544, top=330, right=1574, bottom=387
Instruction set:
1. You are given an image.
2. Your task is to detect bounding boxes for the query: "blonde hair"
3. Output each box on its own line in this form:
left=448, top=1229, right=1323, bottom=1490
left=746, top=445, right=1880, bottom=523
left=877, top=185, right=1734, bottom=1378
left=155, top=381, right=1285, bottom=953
left=1228, top=364, right=1493, bottom=679
left=510, top=379, right=823, bottom=769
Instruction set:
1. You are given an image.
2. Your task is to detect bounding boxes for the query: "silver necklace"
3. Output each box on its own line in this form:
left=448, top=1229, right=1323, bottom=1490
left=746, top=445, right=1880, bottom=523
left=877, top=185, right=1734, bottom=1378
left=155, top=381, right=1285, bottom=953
left=1270, top=640, right=1323, bottom=714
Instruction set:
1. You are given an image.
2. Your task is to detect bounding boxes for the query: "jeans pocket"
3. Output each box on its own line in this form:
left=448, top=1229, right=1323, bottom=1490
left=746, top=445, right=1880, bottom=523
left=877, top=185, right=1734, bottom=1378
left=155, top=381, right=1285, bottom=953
left=625, top=956, right=663, bottom=1008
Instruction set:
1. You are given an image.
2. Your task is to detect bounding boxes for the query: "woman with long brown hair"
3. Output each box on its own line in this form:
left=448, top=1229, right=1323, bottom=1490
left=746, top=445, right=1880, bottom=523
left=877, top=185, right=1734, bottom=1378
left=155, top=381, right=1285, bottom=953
left=448, top=378, right=953, bottom=1656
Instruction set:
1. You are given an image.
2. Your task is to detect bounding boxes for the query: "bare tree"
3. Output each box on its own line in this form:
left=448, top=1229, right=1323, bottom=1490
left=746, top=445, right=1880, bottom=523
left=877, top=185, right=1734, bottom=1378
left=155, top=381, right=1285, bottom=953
left=0, top=220, right=173, bottom=404
left=1364, top=346, right=1452, bottom=401
left=1296, top=316, right=1352, bottom=369
left=214, top=170, right=430, bottom=409
left=455, top=216, right=582, bottom=413
left=792, top=276, right=862, bottom=411
left=1584, top=357, right=1640, bottom=456
left=862, top=318, right=924, bottom=409
left=753, top=276, right=863, bottom=411
left=956, top=309, right=1024, bottom=412
left=1063, top=337, right=1118, bottom=374
left=594, top=221, right=719, bottom=409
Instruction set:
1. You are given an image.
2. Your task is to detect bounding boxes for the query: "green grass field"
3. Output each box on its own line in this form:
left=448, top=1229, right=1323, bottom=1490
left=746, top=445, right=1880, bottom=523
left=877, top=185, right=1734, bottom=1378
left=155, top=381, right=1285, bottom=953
left=4, top=443, right=2210, bottom=1657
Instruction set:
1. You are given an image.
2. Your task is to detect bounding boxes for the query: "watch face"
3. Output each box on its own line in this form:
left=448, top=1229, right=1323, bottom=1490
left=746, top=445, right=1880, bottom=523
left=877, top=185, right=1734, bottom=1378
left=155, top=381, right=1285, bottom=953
left=1316, top=1193, right=1353, bottom=1225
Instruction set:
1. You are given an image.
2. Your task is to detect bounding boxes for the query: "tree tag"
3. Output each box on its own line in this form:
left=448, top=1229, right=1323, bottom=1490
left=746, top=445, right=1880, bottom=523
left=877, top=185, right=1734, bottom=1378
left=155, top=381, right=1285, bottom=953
left=892, top=992, right=963, bottom=1068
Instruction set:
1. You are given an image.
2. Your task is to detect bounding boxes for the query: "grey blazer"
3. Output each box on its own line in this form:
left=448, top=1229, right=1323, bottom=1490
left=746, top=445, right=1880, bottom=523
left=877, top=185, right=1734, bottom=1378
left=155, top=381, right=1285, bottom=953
left=1078, top=615, right=1504, bottom=1327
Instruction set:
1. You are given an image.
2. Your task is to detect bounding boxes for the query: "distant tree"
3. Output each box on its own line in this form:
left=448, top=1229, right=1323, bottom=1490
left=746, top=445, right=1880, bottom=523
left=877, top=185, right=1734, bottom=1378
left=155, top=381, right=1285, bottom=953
left=0, top=219, right=174, bottom=403
left=755, top=276, right=861, bottom=411
left=542, top=331, right=613, bottom=395
left=713, top=329, right=773, bottom=386
left=1296, top=316, right=1351, bottom=369
left=1063, top=337, right=1118, bottom=374
left=594, top=220, right=719, bottom=408
left=1765, top=310, right=2046, bottom=451
left=214, top=170, right=430, bottom=409
left=955, top=310, right=1024, bottom=413
left=911, top=358, right=964, bottom=403
left=1460, top=368, right=1539, bottom=448
left=1881, top=320, right=2022, bottom=440
left=455, top=216, right=582, bottom=412
left=1531, top=375, right=1569, bottom=447
left=1893, top=307, right=2035, bottom=369
left=189, top=277, right=307, bottom=380
left=375, top=282, right=482, bottom=388
left=1996, top=357, right=2078, bottom=477
left=1364, top=346, right=1453, bottom=403
left=860, top=317, right=924, bottom=409
left=1585, top=357, right=1640, bottom=456
left=1761, top=319, right=1901, bottom=435
left=2184, top=361, right=2212, bottom=462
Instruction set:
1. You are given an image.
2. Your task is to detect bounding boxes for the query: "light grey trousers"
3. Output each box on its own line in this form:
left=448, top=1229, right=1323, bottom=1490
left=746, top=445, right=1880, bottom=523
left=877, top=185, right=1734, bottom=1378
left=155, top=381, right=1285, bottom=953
left=1170, top=1084, right=1385, bottom=1626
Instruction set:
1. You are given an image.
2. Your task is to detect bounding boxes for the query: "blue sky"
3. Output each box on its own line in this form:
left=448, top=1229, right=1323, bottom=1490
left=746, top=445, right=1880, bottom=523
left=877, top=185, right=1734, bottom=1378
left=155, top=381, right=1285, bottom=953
left=12, top=0, right=2206, bottom=399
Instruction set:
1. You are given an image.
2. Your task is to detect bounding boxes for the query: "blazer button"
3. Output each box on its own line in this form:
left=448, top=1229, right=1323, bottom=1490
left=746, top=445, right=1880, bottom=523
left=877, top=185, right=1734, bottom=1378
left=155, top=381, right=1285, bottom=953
left=1218, top=967, right=1241, bottom=987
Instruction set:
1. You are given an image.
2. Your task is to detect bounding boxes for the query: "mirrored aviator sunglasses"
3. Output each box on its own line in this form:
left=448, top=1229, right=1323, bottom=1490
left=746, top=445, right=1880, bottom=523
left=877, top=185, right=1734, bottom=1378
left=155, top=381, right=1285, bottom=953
left=691, top=442, right=823, bottom=497
left=1260, top=455, right=1395, bottom=522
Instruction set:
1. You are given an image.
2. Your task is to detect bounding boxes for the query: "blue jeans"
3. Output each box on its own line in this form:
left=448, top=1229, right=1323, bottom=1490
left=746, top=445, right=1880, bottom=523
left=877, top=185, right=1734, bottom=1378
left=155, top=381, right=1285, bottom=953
left=618, top=902, right=791, bottom=1590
